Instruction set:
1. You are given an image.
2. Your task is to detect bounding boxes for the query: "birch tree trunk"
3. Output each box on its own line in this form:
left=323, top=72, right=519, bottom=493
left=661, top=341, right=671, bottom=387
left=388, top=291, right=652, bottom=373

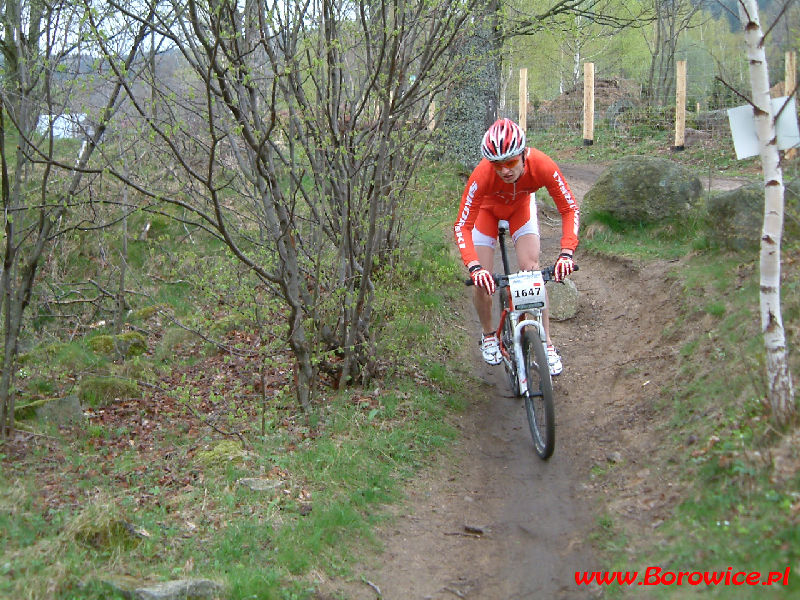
left=738, top=0, right=796, bottom=426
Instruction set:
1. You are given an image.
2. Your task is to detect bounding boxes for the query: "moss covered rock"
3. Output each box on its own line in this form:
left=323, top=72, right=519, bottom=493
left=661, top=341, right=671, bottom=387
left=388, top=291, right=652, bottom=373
left=130, top=305, right=159, bottom=321
left=88, top=335, right=115, bottom=355
left=65, top=499, right=148, bottom=550
left=705, top=178, right=800, bottom=250
left=88, top=331, right=147, bottom=358
left=78, top=376, right=139, bottom=407
left=583, top=156, right=703, bottom=229
left=194, top=440, right=247, bottom=468
left=14, top=395, right=84, bottom=425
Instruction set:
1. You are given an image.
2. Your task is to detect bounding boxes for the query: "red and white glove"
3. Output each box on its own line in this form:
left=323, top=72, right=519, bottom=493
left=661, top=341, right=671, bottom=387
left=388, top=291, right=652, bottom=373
left=554, top=253, right=575, bottom=282
left=469, top=264, right=495, bottom=295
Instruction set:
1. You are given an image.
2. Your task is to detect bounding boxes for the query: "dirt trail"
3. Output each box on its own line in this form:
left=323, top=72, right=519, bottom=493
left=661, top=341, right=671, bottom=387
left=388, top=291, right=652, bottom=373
left=320, top=163, right=725, bottom=600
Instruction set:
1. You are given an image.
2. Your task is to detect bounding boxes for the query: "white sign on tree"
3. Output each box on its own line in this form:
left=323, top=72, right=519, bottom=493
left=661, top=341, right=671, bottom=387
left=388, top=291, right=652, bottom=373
left=727, top=96, right=800, bottom=159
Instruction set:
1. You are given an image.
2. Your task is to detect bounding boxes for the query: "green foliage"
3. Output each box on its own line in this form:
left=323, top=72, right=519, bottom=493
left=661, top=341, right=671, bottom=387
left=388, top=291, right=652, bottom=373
left=508, top=1, right=654, bottom=102
left=582, top=219, right=704, bottom=261
left=704, top=301, right=727, bottom=317
left=154, top=327, right=198, bottom=362
left=708, top=75, right=742, bottom=111
left=372, top=163, right=464, bottom=369
left=1, top=154, right=473, bottom=599
left=51, top=342, right=108, bottom=372
left=78, top=376, right=139, bottom=408
left=582, top=210, right=800, bottom=599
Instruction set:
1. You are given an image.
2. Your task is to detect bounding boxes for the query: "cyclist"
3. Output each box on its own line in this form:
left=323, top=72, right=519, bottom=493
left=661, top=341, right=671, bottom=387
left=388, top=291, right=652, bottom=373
left=454, top=118, right=579, bottom=375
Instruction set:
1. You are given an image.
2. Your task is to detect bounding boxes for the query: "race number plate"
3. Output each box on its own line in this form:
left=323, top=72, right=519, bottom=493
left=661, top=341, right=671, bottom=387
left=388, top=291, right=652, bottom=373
left=508, top=270, right=545, bottom=310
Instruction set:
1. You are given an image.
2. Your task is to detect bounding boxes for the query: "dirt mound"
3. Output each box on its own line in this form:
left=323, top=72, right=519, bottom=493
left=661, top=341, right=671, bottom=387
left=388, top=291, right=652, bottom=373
left=529, top=78, right=641, bottom=130
left=535, top=77, right=641, bottom=112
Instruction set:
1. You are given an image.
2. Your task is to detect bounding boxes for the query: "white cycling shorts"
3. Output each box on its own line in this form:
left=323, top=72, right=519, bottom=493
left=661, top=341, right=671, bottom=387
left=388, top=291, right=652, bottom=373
left=472, top=193, right=540, bottom=248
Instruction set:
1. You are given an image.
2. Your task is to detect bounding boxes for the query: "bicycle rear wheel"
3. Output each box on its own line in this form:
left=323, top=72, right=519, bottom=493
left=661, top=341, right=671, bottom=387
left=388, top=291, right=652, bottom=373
left=522, top=329, right=555, bottom=459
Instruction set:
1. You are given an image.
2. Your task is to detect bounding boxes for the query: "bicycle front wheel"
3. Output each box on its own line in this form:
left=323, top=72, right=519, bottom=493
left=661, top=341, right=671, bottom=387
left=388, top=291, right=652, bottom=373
left=500, top=313, right=519, bottom=395
left=522, top=329, right=555, bottom=459
left=498, top=291, right=518, bottom=396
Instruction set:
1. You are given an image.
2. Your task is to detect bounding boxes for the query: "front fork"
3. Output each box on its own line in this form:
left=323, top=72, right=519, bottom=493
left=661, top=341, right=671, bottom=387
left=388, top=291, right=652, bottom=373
left=511, top=315, right=544, bottom=397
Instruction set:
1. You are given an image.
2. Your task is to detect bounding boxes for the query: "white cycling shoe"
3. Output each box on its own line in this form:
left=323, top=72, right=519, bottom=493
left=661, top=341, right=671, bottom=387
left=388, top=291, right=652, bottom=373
left=481, top=334, right=502, bottom=365
left=547, top=345, right=563, bottom=376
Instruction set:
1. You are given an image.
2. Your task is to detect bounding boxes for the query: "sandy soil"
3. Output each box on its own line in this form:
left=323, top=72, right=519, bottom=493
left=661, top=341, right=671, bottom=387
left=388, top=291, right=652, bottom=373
left=317, top=163, right=745, bottom=600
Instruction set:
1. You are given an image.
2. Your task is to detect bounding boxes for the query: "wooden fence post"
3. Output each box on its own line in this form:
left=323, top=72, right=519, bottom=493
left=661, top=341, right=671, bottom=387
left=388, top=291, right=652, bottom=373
left=518, top=68, right=528, bottom=131
left=786, top=51, right=797, bottom=159
left=583, top=62, right=594, bottom=146
left=673, top=60, right=687, bottom=151
left=428, top=101, right=436, bottom=131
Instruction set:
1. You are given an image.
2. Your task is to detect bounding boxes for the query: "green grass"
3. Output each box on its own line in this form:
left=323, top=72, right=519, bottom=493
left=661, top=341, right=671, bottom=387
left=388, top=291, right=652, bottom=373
left=583, top=214, right=800, bottom=598
left=5, top=134, right=798, bottom=599
left=582, top=224, right=702, bottom=260
left=528, top=119, right=763, bottom=178
left=0, top=159, right=471, bottom=600
left=3, top=381, right=463, bottom=599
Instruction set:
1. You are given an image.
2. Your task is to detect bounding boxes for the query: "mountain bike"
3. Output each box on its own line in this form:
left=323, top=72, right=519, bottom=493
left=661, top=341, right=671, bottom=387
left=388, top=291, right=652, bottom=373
left=466, top=224, right=577, bottom=460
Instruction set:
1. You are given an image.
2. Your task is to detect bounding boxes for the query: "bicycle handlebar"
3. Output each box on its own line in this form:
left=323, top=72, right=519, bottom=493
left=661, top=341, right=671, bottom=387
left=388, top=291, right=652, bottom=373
left=464, top=264, right=579, bottom=286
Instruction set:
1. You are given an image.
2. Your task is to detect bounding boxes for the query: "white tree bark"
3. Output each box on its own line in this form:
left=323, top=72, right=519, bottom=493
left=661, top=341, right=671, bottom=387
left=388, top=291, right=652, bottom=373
left=738, top=0, right=795, bottom=425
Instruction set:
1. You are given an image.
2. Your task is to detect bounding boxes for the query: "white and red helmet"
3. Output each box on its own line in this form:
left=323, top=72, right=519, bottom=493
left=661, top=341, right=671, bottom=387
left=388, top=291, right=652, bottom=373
left=481, top=118, right=526, bottom=162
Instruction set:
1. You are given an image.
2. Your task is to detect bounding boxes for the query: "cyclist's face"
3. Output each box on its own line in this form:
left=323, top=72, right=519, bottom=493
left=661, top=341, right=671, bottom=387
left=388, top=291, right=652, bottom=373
left=490, top=153, right=524, bottom=183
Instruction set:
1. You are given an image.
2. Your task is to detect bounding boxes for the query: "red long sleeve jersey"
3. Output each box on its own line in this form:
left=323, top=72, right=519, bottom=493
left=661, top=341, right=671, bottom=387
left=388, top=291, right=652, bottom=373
left=453, top=148, right=580, bottom=267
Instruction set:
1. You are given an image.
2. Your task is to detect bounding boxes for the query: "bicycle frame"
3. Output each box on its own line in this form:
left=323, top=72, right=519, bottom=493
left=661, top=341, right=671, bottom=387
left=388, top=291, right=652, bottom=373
left=463, top=220, right=575, bottom=459
left=494, top=226, right=547, bottom=397
left=463, top=221, right=567, bottom=459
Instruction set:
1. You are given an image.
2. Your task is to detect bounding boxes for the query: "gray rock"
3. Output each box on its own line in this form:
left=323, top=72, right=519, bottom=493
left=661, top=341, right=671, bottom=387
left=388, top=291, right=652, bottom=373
left=237, top=477, right=283, bottom=493
left=548, top=278, right=579, bottom=321
left=583, top=156, right=703, bottom=228
left=133, top=579, right=224, bottom=600
left=705, top=178, right=799, bottom=250
left=102, top=577, right=224, bottom=600
left=16, top=395, right=84, bottom=425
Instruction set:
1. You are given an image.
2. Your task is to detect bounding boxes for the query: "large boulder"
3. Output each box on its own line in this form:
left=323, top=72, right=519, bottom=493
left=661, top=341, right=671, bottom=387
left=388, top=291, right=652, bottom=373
left=583, top=156, right=703, bottom=229
left=705, top=178, right=800, bottom=250
left=548, top=278, right=579, bottom=321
